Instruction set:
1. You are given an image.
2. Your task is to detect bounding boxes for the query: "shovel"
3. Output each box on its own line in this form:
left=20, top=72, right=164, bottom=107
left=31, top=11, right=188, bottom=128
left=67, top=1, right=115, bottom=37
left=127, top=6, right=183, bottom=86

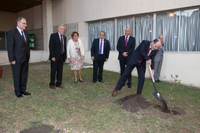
left=148, top=65, right=168, bottom=112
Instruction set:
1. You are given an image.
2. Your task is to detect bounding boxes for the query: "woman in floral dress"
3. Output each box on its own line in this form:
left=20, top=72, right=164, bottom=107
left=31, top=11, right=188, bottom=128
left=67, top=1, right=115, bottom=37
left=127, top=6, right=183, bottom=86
left=67, top=31, right=84, bottom=83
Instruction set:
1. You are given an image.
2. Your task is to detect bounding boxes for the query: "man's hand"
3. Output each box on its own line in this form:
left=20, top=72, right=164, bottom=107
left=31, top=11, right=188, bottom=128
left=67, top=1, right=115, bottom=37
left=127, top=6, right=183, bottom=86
left=82, top=56, right=84, bottom=60
left=91, top=56, right=94, bottom=60
left=51, top=57, right=56, bottom=62
left=122, top=52, right=128, bottom=57
left=105, top=58, right=108, bottom=62
left=147, top=59, right=151, bottom=66
left=68, top=58, right=71, bottom=63
left=11, top=61, right=16, bottom=65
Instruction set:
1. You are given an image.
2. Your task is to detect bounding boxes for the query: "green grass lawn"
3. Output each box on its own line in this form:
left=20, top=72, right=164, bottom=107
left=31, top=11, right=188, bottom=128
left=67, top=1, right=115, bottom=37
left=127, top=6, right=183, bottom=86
left=0, top=62, right=200, bottom=133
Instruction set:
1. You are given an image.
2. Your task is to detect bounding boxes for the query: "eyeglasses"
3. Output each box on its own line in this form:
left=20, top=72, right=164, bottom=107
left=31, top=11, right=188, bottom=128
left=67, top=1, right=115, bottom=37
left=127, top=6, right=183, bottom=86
left=99, top=34, right=105, bottom=36
left=21, top=22, right=27, bottom=25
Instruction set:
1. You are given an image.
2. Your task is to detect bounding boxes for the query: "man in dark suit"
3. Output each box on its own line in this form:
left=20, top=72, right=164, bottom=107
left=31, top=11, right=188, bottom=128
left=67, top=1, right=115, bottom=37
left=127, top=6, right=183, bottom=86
left=49, top=24, right=67, bottom=89
left=91, top=31, right=111, bottom=83
left=7, top=17, right=31, bottom=98
left=117, top=27, right=135, bottom=88
left=112, top=39, right=161, bottom=99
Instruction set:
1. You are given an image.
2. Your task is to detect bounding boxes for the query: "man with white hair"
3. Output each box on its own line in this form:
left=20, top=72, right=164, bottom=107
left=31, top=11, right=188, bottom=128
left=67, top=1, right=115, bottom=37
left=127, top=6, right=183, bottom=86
left=49, top=24, right=67, bottom=89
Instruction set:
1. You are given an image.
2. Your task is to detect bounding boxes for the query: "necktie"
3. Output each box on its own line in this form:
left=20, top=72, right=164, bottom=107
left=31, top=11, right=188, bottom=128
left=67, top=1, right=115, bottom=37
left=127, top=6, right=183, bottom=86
left=161, top=49, right=164, bottom=55
left=99, top=40, right=102, bottom=54
left=61, top=35, right=64, bottom=55
left=21, top=31, right=26, bottom=43
left=125, top=36, right=128, bottom=46
left=139, top=48, right=151, bottom=65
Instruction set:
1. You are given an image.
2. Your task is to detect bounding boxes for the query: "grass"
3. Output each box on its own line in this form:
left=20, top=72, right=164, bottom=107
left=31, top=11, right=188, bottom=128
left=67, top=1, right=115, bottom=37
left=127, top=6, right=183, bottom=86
left=0, top=62, right=200, bottom=133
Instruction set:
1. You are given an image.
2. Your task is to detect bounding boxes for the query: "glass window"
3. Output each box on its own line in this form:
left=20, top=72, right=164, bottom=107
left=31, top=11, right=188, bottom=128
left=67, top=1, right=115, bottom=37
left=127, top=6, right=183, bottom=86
left=101, top=20, right=115, bottom=50
left=65, top=23, right=78, bottom=42
left=88, top=22, right=100, bottom=50
left=0, top=32, right=6, bottom=50
left=135, top=15, right=153, bottom=48
left=156, top=11, right=180, bottom=51
left=179, top=8, right=200, bottom=51
left=117, top=17, right=133, bottom=40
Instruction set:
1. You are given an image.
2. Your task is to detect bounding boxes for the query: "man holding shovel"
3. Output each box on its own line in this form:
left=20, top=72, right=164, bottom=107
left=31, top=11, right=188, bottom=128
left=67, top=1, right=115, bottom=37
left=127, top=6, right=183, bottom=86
left=112, top=39, right=161, bottom=99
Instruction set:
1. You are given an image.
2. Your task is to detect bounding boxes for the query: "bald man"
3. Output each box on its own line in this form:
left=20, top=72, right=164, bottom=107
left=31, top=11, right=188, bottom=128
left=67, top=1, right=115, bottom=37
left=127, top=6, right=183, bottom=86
left=117, top=27, right=135, bottom=88
left=154, top=34, right=164, bottom=82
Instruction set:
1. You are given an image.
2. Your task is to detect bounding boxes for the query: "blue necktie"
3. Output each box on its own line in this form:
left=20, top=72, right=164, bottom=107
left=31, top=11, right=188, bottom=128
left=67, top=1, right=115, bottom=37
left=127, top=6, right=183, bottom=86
left=21, top=31, right=26, bottom=43
left=162, top=49, right=164, bottom=55
left=99, top=40, right=102, bottom=54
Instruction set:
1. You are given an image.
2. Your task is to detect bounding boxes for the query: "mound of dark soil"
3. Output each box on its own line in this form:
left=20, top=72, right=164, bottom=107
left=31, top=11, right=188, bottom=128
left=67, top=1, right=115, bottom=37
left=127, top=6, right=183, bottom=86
left=117, top=94, right=151, bottom=113
left=117, top=94, right=185, bottom=116
left=20, top=122, right=60, bottom=133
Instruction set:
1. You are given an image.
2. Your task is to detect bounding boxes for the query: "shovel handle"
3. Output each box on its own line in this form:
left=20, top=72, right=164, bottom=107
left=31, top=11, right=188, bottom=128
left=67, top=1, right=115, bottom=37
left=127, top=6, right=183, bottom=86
left=148, top=65, right=155, bottom=83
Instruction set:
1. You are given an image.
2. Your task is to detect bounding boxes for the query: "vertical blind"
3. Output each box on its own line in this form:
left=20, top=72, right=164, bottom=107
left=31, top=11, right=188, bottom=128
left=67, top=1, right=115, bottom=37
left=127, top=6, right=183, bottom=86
left=101, top=20, right=115, bottom=50
left=156, top=11, right=180, bottom=51
left=135, top=15, right=153, bottom=48
left=117, top=17, right=133, bottom=40
left=179, top=9, right=200, bottom=51
left=88, top=8, right=200, bottom=51
left=88, top=22, right=100, bottom=50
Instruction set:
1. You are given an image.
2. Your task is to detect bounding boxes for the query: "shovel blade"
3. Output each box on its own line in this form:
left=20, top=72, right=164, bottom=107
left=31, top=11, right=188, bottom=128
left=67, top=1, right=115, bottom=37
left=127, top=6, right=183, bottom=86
left=153, top=91, right=165, bottom=101
left=153, top=91, right=168, bottom=112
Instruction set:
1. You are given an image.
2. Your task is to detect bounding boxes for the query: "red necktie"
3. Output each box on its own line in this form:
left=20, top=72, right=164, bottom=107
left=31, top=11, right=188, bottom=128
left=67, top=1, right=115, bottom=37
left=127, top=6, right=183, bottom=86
left=125, top=36, right=128, bottom=46
left=139, top=48, right=151, bottom=65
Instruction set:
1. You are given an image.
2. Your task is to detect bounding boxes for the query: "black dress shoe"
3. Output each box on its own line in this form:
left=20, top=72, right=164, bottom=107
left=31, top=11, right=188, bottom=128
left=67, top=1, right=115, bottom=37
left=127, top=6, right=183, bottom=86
left=21, top=91, right=31, bottom=95
left=16, top=93, right=23, bottom=98
left=98, top=80, right=104, bottom=83
left=92, top=81, right=97, bottom=83
left=79, top=79, right=84, bottom=82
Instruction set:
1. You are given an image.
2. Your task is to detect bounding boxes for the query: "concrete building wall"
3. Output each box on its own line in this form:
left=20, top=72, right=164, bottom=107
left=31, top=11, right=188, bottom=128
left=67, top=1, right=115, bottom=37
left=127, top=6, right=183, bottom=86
left=0, top=11, right=16, bottom=31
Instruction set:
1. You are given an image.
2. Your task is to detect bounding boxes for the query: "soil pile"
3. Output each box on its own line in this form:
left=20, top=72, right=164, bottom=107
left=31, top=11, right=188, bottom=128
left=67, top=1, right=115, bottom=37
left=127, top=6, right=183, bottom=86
left=20, top=122, right=60, bottom=133
left=117, top=94, right=151, bottom=113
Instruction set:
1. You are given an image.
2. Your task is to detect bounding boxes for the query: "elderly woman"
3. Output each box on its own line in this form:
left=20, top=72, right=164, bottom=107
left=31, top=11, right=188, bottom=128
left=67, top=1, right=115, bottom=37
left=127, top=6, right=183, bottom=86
left=67, top=31, right=84, bottom=83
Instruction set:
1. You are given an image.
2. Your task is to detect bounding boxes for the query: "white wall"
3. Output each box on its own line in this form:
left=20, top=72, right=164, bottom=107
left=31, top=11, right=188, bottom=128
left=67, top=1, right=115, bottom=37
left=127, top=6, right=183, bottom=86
left=0, top=11, right=16, bottom=31
left=17, top=5, right=43, bottom=30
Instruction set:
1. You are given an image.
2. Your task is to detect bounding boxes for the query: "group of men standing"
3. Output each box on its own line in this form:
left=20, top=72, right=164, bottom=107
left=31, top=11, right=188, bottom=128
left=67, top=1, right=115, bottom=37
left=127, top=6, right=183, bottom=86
left=7, top=17, right=164, bottom=99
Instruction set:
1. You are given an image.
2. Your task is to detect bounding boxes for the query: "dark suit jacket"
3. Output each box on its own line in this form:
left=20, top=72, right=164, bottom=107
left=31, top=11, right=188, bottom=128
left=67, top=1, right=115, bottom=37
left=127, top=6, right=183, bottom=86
left=7, top=28, right=30, bottom=63
left=49, top=32, right=67, bottom=61
left=117, top=35, right=135, bottom=60
left=91, top=38, right=111, bottom=61
left=127, top=40, right=158, bottom=69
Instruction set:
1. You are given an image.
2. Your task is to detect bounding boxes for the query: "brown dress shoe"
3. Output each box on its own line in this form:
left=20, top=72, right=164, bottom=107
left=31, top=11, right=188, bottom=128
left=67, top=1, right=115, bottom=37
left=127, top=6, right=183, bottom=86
left=50, top=86, right=56, bottom=90
left=137, top=94, right=146, bottom=100
left=112, top=89, right=118, bottom=97
left=56, top=85, right=64, bottom=89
